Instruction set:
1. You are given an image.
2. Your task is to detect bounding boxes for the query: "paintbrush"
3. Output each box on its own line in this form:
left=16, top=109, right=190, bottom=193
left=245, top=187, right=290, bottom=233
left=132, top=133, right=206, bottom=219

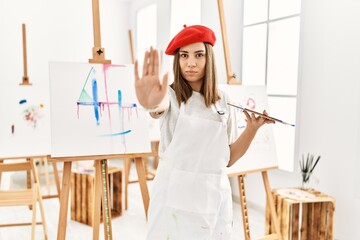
left=227, top=103, right=295, bottom=127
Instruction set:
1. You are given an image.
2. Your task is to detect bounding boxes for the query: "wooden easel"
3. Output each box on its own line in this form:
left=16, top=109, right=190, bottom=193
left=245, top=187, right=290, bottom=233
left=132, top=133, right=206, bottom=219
left=217, top=0, right=282, bottom=239
left=88, top=0, right=111, bottom=64
left=128, top=29, right=135, bottom=64
left=51, top=154, right=152, bottom=240
left=20, top=23, right=31, bottom=86
left=17, top=24, right=60, bottom=200
left=0, top=155, right=61, bottom=201
left=51, top=2, right=152, bottom=239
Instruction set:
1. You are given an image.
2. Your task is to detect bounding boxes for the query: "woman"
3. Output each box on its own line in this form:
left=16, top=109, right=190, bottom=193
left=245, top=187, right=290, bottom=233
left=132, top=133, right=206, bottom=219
left=135, top=25, right=274, bottom=240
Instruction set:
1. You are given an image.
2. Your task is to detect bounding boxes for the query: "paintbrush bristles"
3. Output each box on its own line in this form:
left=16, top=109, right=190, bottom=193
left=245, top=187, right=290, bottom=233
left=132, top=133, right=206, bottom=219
left=299, top=153, right=321, bottom=184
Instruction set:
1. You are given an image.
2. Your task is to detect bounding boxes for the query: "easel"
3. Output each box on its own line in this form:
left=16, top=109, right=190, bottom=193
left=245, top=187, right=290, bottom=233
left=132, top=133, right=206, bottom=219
left=20, top=23, right=31, bottom=86
left=51, top=1, right=151, bottom=240
left=128, top=29, right=135, bottom=64
left=88, top=0, right=111, bottom=64
left=51, top=154, right=152, bottom=240
left=0, top=155, right=61, bottom=201
left=17, top=23, right=60, bottom=200
left=217, top=0, right=282, bottom=239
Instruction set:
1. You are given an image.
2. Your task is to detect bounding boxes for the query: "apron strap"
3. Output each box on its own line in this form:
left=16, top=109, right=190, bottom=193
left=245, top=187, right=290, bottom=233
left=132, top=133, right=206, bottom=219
left=212, top=102, right=227, bottom=127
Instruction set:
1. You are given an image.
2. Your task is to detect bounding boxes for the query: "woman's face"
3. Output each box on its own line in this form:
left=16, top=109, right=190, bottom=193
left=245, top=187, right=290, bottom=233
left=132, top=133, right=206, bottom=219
left=179, top=42, right=206, bottom=92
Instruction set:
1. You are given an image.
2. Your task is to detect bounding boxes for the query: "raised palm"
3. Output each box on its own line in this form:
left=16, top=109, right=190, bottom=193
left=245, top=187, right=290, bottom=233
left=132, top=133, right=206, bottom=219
left=134, top=48, right=168, bottom=109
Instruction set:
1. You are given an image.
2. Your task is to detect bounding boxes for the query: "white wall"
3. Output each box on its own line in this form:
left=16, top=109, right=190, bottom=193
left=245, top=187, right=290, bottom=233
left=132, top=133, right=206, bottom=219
left=296, top=0, right=360, bottom=239
left=200, top=0, right=360, bottom=239
left=0, top=0, right=131, bottom=92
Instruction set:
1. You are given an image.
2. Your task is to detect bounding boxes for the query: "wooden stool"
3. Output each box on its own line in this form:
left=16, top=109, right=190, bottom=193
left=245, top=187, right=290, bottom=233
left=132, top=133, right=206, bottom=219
left=265, top=188, right=335, bottom=240
left=70, top=166, right=122, bottom=226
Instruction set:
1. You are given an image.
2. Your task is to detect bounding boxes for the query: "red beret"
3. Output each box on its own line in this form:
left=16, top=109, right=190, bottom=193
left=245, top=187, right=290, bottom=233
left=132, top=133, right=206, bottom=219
left=165, top=25, right=216, bottom=55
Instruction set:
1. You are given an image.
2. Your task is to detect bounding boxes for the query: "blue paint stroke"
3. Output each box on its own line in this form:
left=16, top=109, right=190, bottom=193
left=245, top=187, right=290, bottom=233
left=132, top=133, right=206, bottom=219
left=118, top=90, right=122, bottom=114
left=92, top=79, right=100, bottom=125
left=77, top=102, right=100, bottom=106
left=19, top=99, right=27, bottom=104
left=99, top=129, right=132, bottom=137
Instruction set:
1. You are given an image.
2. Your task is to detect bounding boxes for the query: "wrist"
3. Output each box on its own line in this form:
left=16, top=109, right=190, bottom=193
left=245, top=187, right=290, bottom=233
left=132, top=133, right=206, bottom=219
left=142, top=105, right=160, bottom=112
left=244, top=126, right=258, bottom=135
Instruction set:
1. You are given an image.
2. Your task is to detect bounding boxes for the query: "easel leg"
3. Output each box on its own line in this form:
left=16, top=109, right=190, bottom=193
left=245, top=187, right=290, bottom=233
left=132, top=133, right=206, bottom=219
left=93, top=160, right=102, bottom=240
left=124, top=158, right=131, bottom=210
left=0, top=159, right=3, bottom=185
left=238, top=175, right=251, bottom=240
left=43, top=156, right=51, bottom=194
left=52, top=161, right=61, bottom=201
left=57, top=161, right=72, bottom=240
left=134, top=157, right=150, bottom=219
left=262, top=171, right=282, bottom=240
left=27, top=158, right=32, bottom=209
left=101, top=160, right=113, bottom=240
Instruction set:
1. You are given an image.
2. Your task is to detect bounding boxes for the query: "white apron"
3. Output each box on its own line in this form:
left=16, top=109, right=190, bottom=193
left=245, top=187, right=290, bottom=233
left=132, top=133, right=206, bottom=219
left=146, top=102, right=233, bottom=240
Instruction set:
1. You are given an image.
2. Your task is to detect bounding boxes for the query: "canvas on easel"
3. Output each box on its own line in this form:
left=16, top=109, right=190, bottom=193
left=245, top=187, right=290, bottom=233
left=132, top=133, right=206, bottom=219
left=0, top=82, right=51, bottom=159
left=219, top=84, right=278, bottom=176
left=49, top=62, right=152, bottom=158
left=49, top=62, right=154, bottom=240
left=0, top=23, right=51, bottom=159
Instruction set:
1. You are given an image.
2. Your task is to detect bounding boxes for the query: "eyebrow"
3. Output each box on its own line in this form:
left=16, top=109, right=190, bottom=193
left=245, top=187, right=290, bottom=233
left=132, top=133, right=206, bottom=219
left=179, top=50, right=206, bottom=53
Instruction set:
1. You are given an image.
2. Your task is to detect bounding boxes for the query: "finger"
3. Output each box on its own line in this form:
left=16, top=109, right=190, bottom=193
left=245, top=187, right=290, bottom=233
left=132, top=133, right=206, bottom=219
left=134, top=60, right=140, bottom=81
left=243, top=110, right=251, bottom=120
left=263, top=110, right=268, bottom=115
left=251, top=113, right=256, bottom=119
left=149, top=47, right=154, bottom=75
left=142, top=51, right=149, bottom=76
left=160, top=73, right=169, bottom=95
left=153, top=49, right=160, bottom=76
left=162, top=73, right=169, bottom=90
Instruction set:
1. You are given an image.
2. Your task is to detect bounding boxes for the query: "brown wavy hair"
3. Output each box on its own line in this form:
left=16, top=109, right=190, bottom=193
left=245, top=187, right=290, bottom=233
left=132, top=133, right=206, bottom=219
left=170, top=42, right=220, bottom=107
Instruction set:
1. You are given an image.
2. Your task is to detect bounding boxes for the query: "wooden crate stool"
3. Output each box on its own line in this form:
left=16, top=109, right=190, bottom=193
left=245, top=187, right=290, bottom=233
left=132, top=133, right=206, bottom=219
left=265, top=188, right=335, bottom=240
left=70, top=166, right=122, bottom=226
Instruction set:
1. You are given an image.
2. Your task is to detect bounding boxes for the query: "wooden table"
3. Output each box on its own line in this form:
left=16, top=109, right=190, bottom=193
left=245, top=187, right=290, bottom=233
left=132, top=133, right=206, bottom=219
left=49, top=153, right=154, bottom=240
left=265, top=188, right=335, bottom=240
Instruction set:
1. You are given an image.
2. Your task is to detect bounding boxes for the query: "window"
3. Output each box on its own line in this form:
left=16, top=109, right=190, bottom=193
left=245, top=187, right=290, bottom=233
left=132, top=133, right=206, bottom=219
left=241, top=0, right=301, bottom=171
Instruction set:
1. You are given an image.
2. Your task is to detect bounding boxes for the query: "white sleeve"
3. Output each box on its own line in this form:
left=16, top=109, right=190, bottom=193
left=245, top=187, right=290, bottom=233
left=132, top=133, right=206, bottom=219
left=227, top=101, right=239, bottom=145
left=221, top=92, right=239, bottom=145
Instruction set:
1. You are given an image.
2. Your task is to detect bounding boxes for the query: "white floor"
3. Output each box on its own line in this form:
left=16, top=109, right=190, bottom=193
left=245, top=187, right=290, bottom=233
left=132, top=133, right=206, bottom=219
left=0, top=160, right=267, bottom=240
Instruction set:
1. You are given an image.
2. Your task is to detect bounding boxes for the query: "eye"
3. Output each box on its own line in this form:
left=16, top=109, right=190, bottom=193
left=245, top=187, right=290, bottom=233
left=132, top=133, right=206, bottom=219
left=196, top=53, right=205, bottom=58
left=180, top=53, right=188, bottom=58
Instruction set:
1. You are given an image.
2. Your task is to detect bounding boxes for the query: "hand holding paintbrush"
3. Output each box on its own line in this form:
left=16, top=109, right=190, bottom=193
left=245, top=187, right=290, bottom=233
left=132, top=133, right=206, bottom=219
left=227, top=103, right=295, bottom=127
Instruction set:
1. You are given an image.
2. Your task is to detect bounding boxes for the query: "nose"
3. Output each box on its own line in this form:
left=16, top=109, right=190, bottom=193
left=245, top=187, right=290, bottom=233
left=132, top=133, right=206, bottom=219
left=187, top=57, right=197, bottom=67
